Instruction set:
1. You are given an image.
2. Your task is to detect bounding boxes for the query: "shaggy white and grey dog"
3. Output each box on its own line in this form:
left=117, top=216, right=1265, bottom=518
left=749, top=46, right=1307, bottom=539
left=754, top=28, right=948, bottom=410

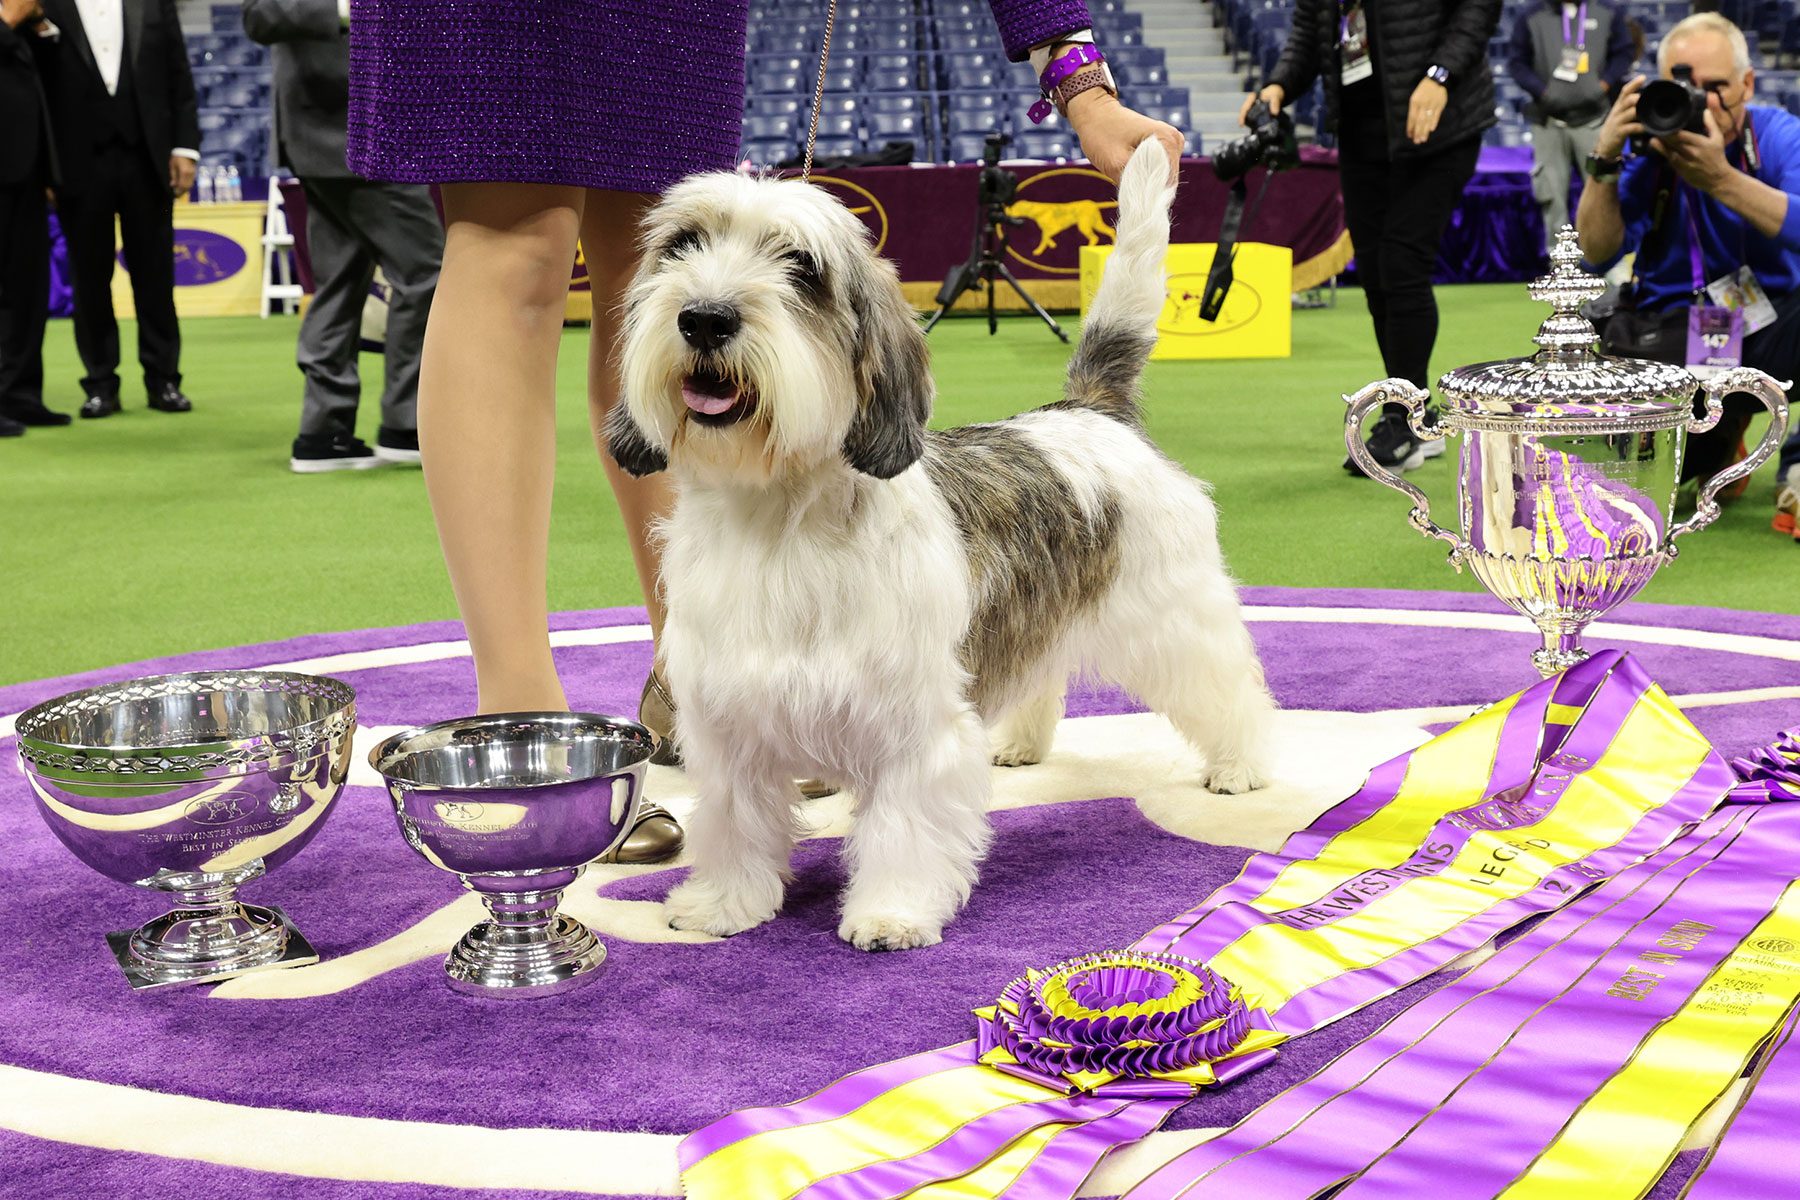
left=609, top=142, right=1275, bottom=951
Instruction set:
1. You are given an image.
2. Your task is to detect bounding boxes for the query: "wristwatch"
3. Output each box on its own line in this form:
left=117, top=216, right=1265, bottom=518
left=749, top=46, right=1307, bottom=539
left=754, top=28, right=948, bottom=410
left=1585, top=152, right=1622, bottom=180
left=1424, top=64, right=1451, bottom=86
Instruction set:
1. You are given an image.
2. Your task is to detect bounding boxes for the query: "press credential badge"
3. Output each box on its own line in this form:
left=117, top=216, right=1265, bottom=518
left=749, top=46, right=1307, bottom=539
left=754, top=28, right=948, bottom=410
left=1341, top=4, right=1372, bottom=85
left=1706, top=266, right=1778, bottom=334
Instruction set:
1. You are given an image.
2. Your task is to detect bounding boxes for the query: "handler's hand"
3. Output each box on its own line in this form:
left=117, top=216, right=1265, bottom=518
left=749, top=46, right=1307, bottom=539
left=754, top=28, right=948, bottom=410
left=1068, top=89, right=1184, bottom=185
left=169, top=155, right=196, bottom=198
left=1406, top=78, right=1448, bottom=144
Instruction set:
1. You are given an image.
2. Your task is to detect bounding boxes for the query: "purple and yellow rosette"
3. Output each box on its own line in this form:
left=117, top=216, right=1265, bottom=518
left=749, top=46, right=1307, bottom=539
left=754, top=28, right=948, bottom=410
left=976, top=950, right=1284, bottom=1096
left=1732, top=726, right=1800, bottom=802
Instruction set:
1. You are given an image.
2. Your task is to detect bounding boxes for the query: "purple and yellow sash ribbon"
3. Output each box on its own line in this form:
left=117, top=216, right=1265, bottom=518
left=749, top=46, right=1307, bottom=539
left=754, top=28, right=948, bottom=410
left=1683, top=1001, right=1800, bottom=1199
left=680, top=651, right=1735, bottom=1200
left=1126, top=796, right=1800, bottom=1199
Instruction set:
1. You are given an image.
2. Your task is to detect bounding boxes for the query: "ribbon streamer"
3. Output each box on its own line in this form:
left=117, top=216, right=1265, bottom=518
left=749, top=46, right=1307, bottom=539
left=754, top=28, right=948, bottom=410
left=681, top=651, right=1737, bottom=1200
left=1681, top=1000, right=1800, bottom=1199
left=1127, top=796, right=1800, bottom=1199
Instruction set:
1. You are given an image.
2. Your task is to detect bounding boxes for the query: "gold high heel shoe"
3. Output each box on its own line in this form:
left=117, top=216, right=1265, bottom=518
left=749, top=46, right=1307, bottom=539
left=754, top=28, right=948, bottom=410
left=638, top=666, right=837, bottom=800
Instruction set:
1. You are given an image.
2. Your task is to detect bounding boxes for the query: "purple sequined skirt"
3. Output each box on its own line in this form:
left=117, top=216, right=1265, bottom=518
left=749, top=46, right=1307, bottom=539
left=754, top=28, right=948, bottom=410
left=347, top=0, right=748, bottom=194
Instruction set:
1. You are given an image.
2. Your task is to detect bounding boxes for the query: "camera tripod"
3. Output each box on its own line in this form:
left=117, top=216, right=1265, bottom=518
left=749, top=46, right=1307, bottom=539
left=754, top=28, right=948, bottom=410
left=922, top=188, right=1068, bottom=342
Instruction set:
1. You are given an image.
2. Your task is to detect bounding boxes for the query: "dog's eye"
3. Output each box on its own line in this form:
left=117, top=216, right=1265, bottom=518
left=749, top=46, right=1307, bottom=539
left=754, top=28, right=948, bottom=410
left=784, top=250, right=827, bottom=299
left=662, top=228, right=704, bottom=259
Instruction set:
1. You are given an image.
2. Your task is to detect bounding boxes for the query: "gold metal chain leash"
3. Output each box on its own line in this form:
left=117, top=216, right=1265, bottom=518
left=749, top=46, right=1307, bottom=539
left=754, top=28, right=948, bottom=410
left=800, top=0, right=837, bottom=182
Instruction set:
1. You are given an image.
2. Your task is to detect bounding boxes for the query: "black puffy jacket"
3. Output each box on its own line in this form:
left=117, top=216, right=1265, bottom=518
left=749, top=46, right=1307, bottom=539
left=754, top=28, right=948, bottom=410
left=1266, top=0, right=1503, bottom=159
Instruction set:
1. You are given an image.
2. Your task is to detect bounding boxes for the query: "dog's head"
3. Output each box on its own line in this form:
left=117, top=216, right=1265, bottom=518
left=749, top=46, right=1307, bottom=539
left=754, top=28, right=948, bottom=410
left=608, top=172, right=932, bottom=487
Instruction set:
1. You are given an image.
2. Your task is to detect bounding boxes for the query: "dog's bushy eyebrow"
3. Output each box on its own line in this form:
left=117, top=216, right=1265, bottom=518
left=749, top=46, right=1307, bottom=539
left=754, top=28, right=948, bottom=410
left=781, top=247, right=828, bottom=302
left=660, top=227, right=704, bottom=259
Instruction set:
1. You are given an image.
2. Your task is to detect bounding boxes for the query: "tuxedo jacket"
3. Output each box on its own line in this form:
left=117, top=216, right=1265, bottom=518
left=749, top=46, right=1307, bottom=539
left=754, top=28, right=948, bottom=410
left=0, top=21, right=57, bottom=188
left=38, top=0, right=199, bottom=193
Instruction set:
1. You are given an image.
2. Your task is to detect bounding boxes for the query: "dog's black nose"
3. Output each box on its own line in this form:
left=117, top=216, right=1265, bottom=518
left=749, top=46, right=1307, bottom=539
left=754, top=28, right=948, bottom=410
left=678, top=302, right=741, bottom=352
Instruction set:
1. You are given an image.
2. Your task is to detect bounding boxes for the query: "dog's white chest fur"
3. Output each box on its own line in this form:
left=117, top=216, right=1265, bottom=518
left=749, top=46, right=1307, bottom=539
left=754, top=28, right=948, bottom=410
left=659, top=469, right=973, bottom=776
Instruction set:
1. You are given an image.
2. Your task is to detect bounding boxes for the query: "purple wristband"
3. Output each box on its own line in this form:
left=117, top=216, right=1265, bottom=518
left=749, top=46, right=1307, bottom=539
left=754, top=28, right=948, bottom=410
left=1029, top=43, right=1104, bottom=124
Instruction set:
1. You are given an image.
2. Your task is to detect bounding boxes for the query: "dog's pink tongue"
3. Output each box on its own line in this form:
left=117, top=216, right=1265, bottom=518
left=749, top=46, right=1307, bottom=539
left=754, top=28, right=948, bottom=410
left=681, top=383, right=739, bottom=415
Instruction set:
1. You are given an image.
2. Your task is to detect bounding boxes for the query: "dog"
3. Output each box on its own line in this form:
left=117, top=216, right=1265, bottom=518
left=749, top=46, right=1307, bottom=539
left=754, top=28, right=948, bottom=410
left=608, top=141, right=1275, bottom=952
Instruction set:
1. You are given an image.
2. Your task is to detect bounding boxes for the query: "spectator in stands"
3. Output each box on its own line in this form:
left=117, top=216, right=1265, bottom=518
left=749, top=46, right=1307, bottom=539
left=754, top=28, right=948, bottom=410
left=1507, top=1, right=1636, bottom=253
left=37, top=0, right=197, bottom=418
left=0, top=0, right=67, bottom=437
left=346, top=0, right=1181, bottom=863
left=1242, top=0, right=1503, bottom=477
left=1575, top=12, right=1800, bottom=532
left=242, top=0, right=441, bottom=474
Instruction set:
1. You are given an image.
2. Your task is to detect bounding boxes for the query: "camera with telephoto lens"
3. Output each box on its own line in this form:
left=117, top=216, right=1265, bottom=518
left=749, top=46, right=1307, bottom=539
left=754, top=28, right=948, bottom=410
left=1636, top=64, right=1709, bottom=142
left=979, top=132, right=1018, bottom=207
left=1213, top=98, right=1300, bottom=182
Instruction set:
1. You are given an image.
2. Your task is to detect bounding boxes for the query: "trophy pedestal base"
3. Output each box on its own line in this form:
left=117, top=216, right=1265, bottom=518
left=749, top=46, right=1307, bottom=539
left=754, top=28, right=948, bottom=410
left=107, top=903, right=318, bottom=991
left=445, top=912, right=606, bottom=998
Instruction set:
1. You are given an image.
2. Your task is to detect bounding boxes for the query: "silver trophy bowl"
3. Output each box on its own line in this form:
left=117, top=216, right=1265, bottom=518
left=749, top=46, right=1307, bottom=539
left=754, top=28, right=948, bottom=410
left=15, top=671, right=357, bottom=990
left=1346, top=229, right=1789, bottom=677
left=369, top=713, right=653, bottom=998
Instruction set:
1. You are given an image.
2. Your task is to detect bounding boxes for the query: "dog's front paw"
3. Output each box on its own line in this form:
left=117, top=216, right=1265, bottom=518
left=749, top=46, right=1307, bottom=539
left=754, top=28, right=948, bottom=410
left=665, top=876, right=780, bottom=938
left=838, top=910, right=944, bottom=952
left=1201, top=760, right=1270, bottom=795
left=990, top=740, right=1044, bottom=768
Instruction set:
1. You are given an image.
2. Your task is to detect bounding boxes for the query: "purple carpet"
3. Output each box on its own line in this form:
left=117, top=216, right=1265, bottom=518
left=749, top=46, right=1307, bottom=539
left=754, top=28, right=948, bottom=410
left=1, top=587, right=1790, bottom=1197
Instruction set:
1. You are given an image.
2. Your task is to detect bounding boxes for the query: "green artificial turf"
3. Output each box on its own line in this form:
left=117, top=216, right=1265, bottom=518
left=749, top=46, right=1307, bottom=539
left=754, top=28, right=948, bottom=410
left=2, top=284, right=1791, bottom=688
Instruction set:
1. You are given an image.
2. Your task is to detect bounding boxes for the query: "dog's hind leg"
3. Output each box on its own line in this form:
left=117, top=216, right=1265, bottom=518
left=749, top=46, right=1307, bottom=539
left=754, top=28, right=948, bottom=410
left=1107, top=600, right=1275, bottom=795
left=665, top=752, right=799, bottom=938
left=838, top=711, right=993, bottom=951
left=989, top=684, right=1065, bottom=767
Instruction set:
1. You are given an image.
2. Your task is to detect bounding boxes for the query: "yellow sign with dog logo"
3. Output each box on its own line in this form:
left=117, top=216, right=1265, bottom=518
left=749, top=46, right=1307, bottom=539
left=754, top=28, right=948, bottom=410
left=1079, top=242, right=1292, bottom=360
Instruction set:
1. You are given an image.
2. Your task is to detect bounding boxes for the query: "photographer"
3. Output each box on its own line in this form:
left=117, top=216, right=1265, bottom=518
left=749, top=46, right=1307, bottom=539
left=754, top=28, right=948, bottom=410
left=1575, top=13, right=1800, bottom=527
left=1507, top=1, right=1637, bottom=254
left=1242, top=0, right=1503, bottom=477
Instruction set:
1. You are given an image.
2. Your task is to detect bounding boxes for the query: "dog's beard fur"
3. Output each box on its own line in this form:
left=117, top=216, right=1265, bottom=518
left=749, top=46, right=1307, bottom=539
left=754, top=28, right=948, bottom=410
left=611, top=146, right=1276, bottom=953
left=614, top=173, right=924, bottom=490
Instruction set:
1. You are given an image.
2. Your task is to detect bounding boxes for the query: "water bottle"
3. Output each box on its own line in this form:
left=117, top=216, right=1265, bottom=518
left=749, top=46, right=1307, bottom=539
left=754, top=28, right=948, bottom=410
left=196, top=164, right=215, bottom=204
left=224, top=165, right=242, bottom=203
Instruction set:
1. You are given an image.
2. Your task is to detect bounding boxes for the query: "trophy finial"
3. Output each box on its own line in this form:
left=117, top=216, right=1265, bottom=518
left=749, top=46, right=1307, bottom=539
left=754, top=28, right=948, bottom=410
left=1529, top=226, right=1604, bottom=359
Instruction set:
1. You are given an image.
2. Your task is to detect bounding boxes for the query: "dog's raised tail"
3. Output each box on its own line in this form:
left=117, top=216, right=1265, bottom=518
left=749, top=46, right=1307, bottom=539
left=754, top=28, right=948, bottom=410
left=1062, top=140, right=1175, bottom=426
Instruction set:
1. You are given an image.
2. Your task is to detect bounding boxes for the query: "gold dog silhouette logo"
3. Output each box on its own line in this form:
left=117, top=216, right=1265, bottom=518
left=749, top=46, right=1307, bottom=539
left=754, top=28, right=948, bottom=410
left=1006, top=199, right=1118, bottom=255
left=1160, top=270, right=1264, bottom=336
left=1003, top=166, right=1114, bottom=277
left=163, top=229, right=248, bottom=286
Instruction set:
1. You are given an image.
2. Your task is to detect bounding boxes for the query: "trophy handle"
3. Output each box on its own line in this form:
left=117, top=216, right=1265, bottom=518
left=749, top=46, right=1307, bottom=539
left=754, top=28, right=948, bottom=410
left=1344, top=379, right=1465, bottom=558
left=1671, top=368, right=1792, bottom=542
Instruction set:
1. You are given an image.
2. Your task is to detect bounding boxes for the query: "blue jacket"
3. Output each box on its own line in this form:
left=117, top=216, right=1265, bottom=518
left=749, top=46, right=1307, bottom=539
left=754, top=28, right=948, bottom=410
left=1616, top=104, right=1800, bottom=310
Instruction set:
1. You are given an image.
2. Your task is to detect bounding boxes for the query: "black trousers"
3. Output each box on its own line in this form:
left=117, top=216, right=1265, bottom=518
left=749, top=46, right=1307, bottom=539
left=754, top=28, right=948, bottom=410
left=58, top=145, right=180, bottom=398
left=1338, top=133, right=1482, bottom=402
left=0, top=180, right=49, bottom=413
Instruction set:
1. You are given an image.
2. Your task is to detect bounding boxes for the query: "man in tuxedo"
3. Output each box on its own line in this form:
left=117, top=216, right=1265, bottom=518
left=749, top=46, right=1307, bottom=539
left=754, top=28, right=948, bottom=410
left=243, top=0, right=441, bottom=472
left=0, top=0, right=68, bottom=436
left=39, top=0, right=198, bottom=417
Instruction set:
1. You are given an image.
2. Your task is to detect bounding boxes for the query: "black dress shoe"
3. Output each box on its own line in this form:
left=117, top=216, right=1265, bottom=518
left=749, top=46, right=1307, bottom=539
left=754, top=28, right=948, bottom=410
left=0, top=414, right=23, bottom=437
left=5, top=403, right=72, bottom=427
left=148, top=384, right=193, bottom=413
left=79, top=393, right=122, bottom=419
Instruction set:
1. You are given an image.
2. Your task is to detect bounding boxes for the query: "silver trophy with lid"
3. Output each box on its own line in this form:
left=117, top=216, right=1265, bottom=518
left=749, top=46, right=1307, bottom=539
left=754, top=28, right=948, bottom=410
left=1346, top=227, right=1789, bottom=677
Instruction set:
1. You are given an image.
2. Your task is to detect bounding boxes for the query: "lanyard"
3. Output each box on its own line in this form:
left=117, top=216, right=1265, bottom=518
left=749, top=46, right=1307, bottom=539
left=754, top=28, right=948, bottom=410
left=1683, top=186, right=1707, bottom=297
left=1339, top=0, right=1361, bottom=42
left=1562, top=2, right=1587, bottom=49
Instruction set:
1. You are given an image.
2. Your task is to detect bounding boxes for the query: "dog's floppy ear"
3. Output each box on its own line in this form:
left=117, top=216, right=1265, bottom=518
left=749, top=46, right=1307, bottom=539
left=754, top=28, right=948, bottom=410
left=844, top=256, right=933, bottom=479
left=604, top=403, right=668, bottom=476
